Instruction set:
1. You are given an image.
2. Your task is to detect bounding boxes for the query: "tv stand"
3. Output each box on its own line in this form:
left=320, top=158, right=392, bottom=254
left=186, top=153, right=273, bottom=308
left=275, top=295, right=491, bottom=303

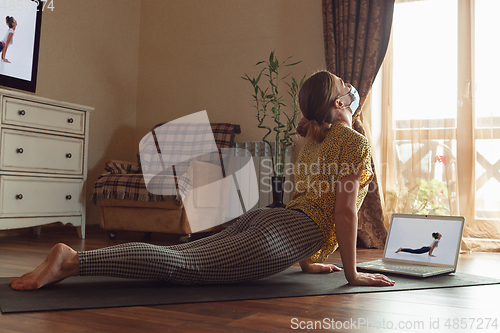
left=0, top=88, right=92, bottom=238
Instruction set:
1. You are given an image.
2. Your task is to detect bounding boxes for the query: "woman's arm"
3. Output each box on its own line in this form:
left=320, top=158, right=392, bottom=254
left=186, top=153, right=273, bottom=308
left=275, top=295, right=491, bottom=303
left=335, top=172, right=394, bottom=286
left=428, top=240, right=438, bottom=257
left=299, top=260, right=342, bottom=273
left=2, top=33, right=13, bottom=62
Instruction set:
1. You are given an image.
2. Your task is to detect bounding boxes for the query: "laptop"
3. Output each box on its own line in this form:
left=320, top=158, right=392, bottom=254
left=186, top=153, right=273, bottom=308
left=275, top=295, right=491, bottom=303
left=356, top=214, right=465, bottom=277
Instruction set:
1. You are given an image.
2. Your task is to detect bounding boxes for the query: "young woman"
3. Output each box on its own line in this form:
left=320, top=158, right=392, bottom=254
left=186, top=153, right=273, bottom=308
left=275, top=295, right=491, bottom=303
left=1, top=16, right=16, bottom=63
left=9, top=71, right=395, bottom=291
left=396, top=232, right=442, bottom=257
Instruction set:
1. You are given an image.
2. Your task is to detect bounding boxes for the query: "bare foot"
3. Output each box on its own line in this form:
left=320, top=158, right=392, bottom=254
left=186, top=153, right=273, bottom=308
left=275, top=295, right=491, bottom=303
left=396, top=247, right=402, bottom=253
left=9, top=243, right=79, bottom=291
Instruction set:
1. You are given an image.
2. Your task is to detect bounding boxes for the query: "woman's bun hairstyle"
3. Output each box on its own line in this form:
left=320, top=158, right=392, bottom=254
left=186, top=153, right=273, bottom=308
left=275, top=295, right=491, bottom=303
left=432, top=232, right=439, bottom=239
left=6, top=16, right=13, bottom=28
left=295, top=117, right=309, bottom=138
left=296, top=117, right=332, bottom=143
left=296, top=71, right=339, bottom=143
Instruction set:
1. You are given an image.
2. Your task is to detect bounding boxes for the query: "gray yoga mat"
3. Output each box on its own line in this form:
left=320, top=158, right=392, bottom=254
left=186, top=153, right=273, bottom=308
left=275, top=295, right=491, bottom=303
left=1, top=268, right=499, bottom=313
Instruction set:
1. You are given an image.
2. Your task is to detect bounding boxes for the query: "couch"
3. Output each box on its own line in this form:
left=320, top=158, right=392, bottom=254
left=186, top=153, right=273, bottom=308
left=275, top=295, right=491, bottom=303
left=92, top=123, right=241, bottom=241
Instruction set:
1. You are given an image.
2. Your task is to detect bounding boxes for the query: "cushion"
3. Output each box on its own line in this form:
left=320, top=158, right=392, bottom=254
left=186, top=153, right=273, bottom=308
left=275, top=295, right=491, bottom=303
left=92, top=172, right=191, bottom=204
left=93, top=123, right=240, bottom=204
left=150, top=123, right=241, bottom=149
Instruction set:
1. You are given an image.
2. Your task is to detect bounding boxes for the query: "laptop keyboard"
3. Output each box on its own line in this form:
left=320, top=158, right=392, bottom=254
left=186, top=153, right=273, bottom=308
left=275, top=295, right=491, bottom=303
left=361, top=260, right=451, bottom=273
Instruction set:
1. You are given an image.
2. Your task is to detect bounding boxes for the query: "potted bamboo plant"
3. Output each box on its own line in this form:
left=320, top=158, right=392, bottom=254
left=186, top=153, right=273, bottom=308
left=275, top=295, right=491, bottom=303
left=242, top=51, right=305, bottom=207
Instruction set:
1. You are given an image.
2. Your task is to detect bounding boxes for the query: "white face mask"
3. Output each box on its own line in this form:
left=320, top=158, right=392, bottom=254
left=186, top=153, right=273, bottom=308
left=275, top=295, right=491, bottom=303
left=338, top=84, right=360, bottom=115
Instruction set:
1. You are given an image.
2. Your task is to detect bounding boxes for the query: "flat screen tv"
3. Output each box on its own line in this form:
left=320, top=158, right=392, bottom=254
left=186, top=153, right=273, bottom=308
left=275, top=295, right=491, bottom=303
left=0, top=0, right=44, bottom=93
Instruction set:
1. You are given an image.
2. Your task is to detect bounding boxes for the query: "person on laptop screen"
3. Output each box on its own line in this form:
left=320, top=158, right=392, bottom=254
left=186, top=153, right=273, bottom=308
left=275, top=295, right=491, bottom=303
left=9, top=71, right=395, bottom=290
left=396, top=232, right=442, bottom=257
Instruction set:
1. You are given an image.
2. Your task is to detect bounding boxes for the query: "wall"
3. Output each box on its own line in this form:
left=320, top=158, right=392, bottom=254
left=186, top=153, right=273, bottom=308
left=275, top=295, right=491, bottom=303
left=136, top=0, right=325, bottom=145
left=35, top=0, right=141, bottom=226
left=24, top=0, right=324, bottom=227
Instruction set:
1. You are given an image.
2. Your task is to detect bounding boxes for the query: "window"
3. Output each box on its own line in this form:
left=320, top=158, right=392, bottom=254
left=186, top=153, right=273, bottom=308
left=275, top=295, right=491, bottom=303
left=373, top=0, right=500, bottom=247
left=473, top=0, right=500, bottom=219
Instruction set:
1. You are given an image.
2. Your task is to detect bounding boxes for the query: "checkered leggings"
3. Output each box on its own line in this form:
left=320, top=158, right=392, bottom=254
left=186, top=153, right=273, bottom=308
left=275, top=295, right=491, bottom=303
left=79, top=208, right=324, bottom=285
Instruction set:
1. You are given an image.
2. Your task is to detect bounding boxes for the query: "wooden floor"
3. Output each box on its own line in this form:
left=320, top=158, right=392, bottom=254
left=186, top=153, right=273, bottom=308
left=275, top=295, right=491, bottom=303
left=1, top=225, right=499, bottom=333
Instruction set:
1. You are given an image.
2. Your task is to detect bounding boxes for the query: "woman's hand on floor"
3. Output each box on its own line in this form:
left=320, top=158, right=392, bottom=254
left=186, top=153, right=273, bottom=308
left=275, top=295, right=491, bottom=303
left=299, top=260, right=343, bottom=274
left=347, top=272, right=395, bottom=286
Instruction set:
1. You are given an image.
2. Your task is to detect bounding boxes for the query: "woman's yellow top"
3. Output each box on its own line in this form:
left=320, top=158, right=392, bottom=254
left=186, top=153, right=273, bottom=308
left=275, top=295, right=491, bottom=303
left=286, top=121, right=373, bottom=263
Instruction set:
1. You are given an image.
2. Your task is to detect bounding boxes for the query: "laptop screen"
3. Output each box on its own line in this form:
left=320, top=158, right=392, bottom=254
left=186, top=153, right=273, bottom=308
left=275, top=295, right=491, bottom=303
left=383, top=214, right=465, bottom=267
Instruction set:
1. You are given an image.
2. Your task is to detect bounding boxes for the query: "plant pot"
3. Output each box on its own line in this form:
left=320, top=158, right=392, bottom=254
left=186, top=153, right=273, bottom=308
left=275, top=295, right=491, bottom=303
left=267, top=176, right=287, bottom=208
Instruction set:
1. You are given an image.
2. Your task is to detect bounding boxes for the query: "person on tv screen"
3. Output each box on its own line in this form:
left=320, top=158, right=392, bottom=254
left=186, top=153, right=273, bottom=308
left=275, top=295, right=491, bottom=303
left=396, top=232, right=442, bottom=257
left=1, top=16, right=16, bottom=63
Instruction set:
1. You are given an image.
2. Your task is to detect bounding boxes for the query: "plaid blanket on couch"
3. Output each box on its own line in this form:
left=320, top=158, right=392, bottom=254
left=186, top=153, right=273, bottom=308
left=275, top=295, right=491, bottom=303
left=92, top=123, right=241, bottom=204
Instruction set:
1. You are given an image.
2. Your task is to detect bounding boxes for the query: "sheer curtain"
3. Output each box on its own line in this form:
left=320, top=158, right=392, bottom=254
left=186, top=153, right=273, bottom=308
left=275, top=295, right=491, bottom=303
left=370, top=0, right=500, bottom=251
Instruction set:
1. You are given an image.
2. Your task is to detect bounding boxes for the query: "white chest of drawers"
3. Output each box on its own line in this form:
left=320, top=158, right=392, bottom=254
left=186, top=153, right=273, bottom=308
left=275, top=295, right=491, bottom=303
left=0, top=88, right=92, bottom=239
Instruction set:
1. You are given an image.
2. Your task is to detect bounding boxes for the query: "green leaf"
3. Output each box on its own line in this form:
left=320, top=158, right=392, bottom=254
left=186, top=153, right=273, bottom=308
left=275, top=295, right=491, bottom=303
left=299, top=74, right=306, bottom=86
left=242, top=74, right=252, bottom=81
left=269, top=50, right=275, bottom=62
left=256, top=71, right=263, bottom=83
left=284, top=61, right=302, bottom=67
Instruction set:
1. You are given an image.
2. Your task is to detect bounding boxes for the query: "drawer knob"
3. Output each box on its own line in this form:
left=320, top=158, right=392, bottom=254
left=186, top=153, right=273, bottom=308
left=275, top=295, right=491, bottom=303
left=17, top=148, right=24, bottom=154
left=16, top=194, right=23, bottom=200
left=68, top=118, right=74, bottom=123
left=18, top=110, right=26, bottom=116
left=66, top=195, right=72, bottom=200
left=66, top=153, right=72, bottom=158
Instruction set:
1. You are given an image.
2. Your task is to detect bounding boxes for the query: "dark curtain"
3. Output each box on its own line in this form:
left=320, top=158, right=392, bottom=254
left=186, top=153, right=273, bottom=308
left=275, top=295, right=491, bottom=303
left=323, top=0, right=395, bottom=248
